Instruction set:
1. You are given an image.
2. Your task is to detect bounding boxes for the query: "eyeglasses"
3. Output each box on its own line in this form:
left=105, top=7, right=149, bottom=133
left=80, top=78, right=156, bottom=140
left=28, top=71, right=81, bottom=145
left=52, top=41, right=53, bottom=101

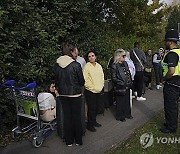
left=88, top=54, right=95, bottom=58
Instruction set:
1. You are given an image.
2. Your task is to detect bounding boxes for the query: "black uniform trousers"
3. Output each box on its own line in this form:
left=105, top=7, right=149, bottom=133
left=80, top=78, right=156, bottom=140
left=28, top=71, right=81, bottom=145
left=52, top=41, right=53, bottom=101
left=163, top=83, right=180, bottom=131
left=84, top=89, right=102, bottom=128
left=116, top=89, right=131, bottom=119
left=61, top=96, right=82, bottom=145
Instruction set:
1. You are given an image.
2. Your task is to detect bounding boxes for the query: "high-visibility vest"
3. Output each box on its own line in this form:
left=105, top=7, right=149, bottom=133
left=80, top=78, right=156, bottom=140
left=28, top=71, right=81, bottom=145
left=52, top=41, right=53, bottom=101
left=162, top=49, right=180, bottom=77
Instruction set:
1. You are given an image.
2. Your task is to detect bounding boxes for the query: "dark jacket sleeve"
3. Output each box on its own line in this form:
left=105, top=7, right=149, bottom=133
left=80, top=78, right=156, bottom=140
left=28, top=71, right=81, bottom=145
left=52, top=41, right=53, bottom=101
left=141, top=51, right=147, bottom=65
left=54, top=63, right=59, bottom=89
left=111, top=64, right=125, bottom=86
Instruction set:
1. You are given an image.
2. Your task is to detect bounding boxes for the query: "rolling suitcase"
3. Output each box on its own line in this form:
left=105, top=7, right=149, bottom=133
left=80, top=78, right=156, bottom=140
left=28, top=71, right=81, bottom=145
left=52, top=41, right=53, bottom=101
left=104, top=79, right=114, bottom=108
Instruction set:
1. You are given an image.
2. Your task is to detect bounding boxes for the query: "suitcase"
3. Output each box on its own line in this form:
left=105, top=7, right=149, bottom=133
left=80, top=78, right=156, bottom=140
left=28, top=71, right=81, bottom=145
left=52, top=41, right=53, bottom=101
left=56, top=96, right=86, bottom=139
left=104, top=79, right=114, bottom=108
left=104, top=90, right=114, bottom=108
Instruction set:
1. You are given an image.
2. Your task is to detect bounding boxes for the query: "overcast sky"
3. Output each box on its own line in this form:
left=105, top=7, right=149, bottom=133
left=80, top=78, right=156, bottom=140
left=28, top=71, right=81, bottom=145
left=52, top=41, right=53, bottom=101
left=149, top=0, right=173, bottom=5
left=161, top=0, right=172, bottom=4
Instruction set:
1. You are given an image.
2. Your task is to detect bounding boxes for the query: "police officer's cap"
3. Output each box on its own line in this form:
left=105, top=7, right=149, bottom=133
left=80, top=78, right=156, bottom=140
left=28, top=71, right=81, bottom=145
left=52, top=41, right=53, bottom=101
left=164, top=29, right=179, bottom=42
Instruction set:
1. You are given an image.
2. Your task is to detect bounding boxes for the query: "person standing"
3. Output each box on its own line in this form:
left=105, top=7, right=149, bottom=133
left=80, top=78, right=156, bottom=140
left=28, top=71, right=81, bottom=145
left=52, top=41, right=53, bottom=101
left=130, top=42, right=146, bottom=101
left=54, top=44, right=85, bottom=146
left=152, top=48, right=164, bottom=89
left=125, top=51, right=136, bottom=81
left=83, top=50, right=104, bottom=132
left=160, top=29, right=180, bottom=133
left=144, top=49, right=153, bottom=89
left=111, top=49, right=133, bottom=121
left=77, top=55, right=86, bottom=70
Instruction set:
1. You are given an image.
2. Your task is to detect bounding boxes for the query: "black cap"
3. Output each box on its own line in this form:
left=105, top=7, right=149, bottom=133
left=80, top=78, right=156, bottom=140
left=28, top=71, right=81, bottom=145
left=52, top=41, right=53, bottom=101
left=164, top=29, right=179, bottom=42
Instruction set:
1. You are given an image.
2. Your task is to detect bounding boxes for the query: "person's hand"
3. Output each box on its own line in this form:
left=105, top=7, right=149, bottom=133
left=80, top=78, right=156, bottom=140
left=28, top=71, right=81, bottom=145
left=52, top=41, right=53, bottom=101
left=55, top=89, right=59, bottom=97
left=161, top=79, right=166, bottom=84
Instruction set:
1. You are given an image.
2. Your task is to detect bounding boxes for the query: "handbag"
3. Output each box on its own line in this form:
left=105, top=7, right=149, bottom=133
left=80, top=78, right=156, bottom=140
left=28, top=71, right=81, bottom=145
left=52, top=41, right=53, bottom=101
left=145, top=68, right=152, bottom=72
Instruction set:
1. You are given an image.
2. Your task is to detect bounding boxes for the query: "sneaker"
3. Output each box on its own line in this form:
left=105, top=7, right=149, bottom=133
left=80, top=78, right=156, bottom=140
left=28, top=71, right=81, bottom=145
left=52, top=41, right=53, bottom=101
left=67, top=144, right=73, bottom=147
left=156, top=85, right=161, bottom=90
left=136, top=97, right=146, bottom=101
left=134, top=92, right=137, bottom=96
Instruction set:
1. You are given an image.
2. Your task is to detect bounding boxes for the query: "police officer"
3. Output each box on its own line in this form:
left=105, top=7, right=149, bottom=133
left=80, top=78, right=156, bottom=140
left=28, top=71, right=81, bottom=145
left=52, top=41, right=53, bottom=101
left=160, top=29, right=180, bottom=133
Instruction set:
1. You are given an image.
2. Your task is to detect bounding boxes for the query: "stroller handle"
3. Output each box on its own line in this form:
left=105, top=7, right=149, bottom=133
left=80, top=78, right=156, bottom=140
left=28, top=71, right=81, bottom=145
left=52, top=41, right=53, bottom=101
left=1, top=80, right=15, bottom=86
left=18, top=82, right=37, bottom=90
left=0, top=80, right=15, bottom=88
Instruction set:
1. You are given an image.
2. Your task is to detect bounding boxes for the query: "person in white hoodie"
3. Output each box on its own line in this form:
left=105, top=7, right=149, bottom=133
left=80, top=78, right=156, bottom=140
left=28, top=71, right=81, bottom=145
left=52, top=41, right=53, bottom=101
left=38, top=83, right=59, bottom=122
left=54, top=44, right=85, bottom=147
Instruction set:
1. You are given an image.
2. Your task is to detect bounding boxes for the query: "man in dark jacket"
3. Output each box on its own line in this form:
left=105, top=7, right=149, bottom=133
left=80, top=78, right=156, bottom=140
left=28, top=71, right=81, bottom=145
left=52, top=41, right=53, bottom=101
left=130, top=42, right=146, bottom=101
left=152, top=48, right=164, bottom=89
left=54, top=44, right=85, bottom=146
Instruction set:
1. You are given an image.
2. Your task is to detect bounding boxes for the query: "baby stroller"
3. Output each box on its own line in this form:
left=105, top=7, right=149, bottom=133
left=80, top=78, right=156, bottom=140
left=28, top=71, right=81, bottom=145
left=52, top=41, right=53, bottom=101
left=1, top=80, right=56, bottom=148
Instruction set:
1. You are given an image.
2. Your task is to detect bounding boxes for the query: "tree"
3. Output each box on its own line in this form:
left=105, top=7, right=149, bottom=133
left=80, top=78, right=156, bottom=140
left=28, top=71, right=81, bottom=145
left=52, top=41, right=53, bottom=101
left=166, top=5, right=180, bottom=31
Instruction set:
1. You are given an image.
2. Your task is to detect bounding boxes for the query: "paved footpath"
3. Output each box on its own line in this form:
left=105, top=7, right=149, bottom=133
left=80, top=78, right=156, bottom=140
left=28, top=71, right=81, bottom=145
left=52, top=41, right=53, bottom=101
left=1, top=88, right=163, bottom=154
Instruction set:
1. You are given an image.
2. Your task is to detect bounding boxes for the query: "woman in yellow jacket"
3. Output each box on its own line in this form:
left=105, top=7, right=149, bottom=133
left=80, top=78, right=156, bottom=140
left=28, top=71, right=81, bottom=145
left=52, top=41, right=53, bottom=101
left=83, top=50, right=104, bottom=132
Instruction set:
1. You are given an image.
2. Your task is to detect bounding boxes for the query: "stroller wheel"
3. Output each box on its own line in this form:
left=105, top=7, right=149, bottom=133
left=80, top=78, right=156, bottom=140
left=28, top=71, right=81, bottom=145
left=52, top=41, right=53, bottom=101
left=12, top=127, right=21, bottom=138
left=32, top=136, right=44, bottom=148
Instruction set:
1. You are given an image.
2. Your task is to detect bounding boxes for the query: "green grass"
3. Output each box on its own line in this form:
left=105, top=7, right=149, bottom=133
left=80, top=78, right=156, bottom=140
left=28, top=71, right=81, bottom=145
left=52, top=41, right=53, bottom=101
left=107, top=105, right=180, bottom=154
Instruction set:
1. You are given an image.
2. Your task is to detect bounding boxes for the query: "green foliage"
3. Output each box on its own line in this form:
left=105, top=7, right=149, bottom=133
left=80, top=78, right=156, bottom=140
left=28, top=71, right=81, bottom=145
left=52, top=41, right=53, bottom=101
left=0, top=0, right=89, bottom=132
left=166, top=5, right=180, bottom=31
left=0, top=0, right=169, bottom=133
left=0, top=88, right=16, bottom=132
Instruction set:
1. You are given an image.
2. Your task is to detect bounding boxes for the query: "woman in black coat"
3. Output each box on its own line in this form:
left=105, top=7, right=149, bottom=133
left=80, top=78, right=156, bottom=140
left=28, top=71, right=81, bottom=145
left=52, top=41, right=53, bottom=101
left=111, top=49, right=133, bottom=122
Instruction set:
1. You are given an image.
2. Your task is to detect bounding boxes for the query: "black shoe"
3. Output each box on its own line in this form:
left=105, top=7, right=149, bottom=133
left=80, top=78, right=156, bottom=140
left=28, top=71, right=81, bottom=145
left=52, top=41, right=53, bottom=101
left=94, top=122, right=102, bottom=127
left=160, top=127, right=176, bottom=134
left=116, top=118, right=126, bottom=122
left=120, top=119, right=126, bottom=122
left=126, top=116, right=133, bottom=119
left=87, top=126, right=96, bottom=132
left=148, top=87, right=153, bottom=90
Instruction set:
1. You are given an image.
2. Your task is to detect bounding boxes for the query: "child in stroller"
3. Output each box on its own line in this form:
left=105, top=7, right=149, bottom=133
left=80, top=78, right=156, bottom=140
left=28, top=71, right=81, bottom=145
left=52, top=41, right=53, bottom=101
left=38, top=83, right=59, bottom=122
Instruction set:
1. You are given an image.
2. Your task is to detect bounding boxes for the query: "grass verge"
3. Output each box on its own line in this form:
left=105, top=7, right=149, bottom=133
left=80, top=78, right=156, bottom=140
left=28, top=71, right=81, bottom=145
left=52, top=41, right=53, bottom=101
left=107, top=105, right=180, bottom=154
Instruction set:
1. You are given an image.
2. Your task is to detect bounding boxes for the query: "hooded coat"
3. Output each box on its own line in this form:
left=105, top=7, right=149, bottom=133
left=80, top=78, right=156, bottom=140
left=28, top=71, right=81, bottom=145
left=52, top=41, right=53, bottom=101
left=54, top=55, right=85, bottom=96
